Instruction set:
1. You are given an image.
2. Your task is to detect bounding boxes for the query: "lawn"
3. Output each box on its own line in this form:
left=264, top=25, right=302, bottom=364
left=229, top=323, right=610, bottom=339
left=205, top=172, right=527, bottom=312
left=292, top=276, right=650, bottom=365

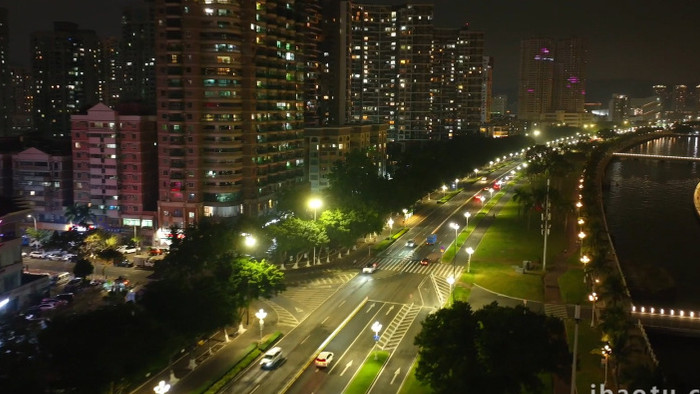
left=344, top=350, right=390, bottom=394
left=565, top=320, right=604, bottom=391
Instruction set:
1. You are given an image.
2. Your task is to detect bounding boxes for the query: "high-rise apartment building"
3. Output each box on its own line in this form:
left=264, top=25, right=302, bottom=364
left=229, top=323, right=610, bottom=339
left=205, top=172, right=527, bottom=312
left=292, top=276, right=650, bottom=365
left=71, top=103, right=157, bottom=229
left=11, top=147, right=72, bottom=224
left=8, top=66, right=34, bottom=134
left=518, top=38, right=555, bottom=121
left=31, top=22, right=101, bottom=137
left=552, top=38, right=587, bottom=113
left=431, top=25, right=486, bottom=139
left=100, top=37, right=123, bottom=107
left=325, top=2, right=486, bottom=140
left=0, top=8, right=9, bottom=137
left=518, top=37, right=588, bottom=123
left=121, top=0, right=157, bottom=112
left=154, top=0, right=308, bottom=229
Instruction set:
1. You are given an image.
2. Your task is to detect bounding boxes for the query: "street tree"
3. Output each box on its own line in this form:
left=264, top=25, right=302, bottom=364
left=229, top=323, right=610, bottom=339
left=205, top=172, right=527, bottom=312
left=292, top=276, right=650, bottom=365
left=64, top=203, right=96, bottom=226
left=266, top=217, right=329, bottom=263
left=73, top=258, right=94, bottom=279
left=415, top=301, right=570, bottom=394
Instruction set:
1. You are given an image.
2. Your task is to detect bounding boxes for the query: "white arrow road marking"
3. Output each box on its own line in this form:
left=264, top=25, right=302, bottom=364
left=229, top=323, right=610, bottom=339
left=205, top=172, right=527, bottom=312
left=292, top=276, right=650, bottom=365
left=366, top=303, right=376, bottom=313
left=340, top=360, right=354, bottom=376
left=390, top=368, right=401, bottom=384
left=385, top=305, right=394, bottom=315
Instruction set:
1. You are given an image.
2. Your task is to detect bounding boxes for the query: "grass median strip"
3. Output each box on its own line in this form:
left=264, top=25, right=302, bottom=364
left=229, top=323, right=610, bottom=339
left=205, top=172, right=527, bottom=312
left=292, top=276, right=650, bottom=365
left=343, top=350, right=390, bottom=394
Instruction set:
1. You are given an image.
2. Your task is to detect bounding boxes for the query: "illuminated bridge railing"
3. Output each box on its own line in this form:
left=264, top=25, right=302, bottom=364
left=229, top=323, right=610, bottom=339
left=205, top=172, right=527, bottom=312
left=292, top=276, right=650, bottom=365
left=612, top=152, right=700, bottom=162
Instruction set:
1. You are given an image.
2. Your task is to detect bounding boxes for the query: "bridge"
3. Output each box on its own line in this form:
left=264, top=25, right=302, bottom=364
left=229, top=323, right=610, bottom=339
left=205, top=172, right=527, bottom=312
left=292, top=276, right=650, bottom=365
left=631, top=305, right=700, bottom=336
left=612, top=152, right=700, bottom=162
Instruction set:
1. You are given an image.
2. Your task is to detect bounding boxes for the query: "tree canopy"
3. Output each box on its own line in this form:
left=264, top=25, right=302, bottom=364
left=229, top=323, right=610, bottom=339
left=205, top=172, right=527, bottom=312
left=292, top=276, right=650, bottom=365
left=414, top=301, right=570, bottom=394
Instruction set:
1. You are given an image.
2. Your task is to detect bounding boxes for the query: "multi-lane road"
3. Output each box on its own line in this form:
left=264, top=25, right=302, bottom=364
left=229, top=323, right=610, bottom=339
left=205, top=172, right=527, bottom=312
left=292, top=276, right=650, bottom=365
left=221, top=161, right=521, bottom=394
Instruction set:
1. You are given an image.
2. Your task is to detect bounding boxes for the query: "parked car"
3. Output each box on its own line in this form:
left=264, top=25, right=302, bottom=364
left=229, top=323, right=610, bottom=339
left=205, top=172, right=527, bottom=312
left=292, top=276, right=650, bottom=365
left=115, top=259, right=134, bottom=268
left=47, top=252, right=65, bottom=261
left=362, top=262, right=378, bottom=274
left=314, top=351, right=334, bottom=368
left=117, top=245, right=137, bottom=254
left=28, top=250, right=46, bottom=259
left=62, top=253, right=78, bottom=261
left=260, top=347, right=283, bottom=369
left=55, top=293, right=75, bottom=303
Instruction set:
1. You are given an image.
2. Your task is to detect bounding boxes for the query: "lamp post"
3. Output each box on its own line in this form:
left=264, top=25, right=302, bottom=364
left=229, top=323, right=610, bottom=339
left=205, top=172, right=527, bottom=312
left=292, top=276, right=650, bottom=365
left=601, top=343, right=612, bottom=387
left=27, top=214, right=38, bottom=250
left=255, top=308, right=267, bottom=340
left=580, top=254, right=590, bottom=283
left=371, top=321, right=382, bottom=360
left=309, top=198, right=322, bottom=264
left=466, top=247, right=474, bottom=273
left=449, top=222, right=459, bottom=276
left=153, top=380, right=171, bottom=394
left=570, top=305, right=581, bottom=394
left=387, top=217, right=394, bottom=237
left=488, top=187, right=494, bottom=199
left=578, top=231, right=586, bottom=258
left=441, top=184, right=447, bottom=197
left=588, top=292, right=598, bottom=327
left=463, top=211, right=471, bottom=228
left=446, top=275, right=455, bottom=302
left=245, top=234, right=256, bottom=248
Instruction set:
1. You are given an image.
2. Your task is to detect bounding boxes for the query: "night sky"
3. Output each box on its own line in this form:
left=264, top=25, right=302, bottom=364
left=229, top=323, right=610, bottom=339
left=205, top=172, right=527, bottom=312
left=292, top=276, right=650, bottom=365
left=2, top=0, right=699, bottom=102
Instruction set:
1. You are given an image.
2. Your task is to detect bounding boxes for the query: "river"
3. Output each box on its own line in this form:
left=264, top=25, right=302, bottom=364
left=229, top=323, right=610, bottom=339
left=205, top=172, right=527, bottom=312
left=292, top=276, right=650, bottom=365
left=603, top=135, right=700, bottom=386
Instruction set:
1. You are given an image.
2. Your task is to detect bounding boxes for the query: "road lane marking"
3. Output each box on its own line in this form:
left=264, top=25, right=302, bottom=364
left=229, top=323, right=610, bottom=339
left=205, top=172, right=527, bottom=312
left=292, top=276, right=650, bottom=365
left=390, top=367, right=401, bottom=384
left=340, top=360, right=353, bottom=376
left=321, top=316, right=329, bottom=325
left=300, top=335, right=310, bottom=344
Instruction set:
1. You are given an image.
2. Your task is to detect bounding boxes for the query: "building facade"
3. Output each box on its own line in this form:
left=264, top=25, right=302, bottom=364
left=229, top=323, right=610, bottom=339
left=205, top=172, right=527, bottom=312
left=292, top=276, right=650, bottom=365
left=71, top=103, right=157, bottom=231
left=305, top=123, right=387, bottom=192
left=11, top=147, right=72, bottom=225
left=154, top=0, right=308, bottom=231
left=518, top=37, right=588, bottom=123
left=31, top=22, right=101, bottom=137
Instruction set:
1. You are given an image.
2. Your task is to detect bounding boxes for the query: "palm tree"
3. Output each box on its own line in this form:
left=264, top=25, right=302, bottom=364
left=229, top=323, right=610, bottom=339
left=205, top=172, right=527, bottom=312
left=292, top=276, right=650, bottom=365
left=65, top=204, right=96, bottom=226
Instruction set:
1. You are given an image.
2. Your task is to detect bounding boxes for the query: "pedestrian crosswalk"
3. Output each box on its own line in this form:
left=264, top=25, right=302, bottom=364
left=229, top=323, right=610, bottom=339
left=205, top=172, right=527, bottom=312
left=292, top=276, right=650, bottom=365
left=355, top=256, right=463, bottom=279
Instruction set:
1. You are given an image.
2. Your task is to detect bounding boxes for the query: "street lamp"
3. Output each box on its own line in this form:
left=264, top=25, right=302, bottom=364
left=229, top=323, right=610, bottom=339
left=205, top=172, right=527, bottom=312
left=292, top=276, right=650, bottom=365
left=153, top=380, right=171, bottom=394
left=308, top=198, right=322, bottom=264
left=387, top=217, right=394, bottom=237
left=580, top=254, right=590, bottom=283
left=371, top=321, right=382, bottom=360
left=466, top=247, right=474, bottom=273
left=578, top=231, right=586, bottom=258
left=577, top=218, right=584, bottom=227
left=446, top=275, right=455, bottom=302
left=588, top=292, right=598, bottom=327
left=244, top=234, right=256, bottom=248
left=601, top=343, right=612, bottom=387
left=255, top=308, right=267, bottom=340
left=441, top=184, right=447, bottom=197
left=488, top=187, right=494, bottom=199
left=463, top=211, right=471, bottom=228
left=27, top=214, right=37, bottom=231
left=449, top=222, right=459, bottom=275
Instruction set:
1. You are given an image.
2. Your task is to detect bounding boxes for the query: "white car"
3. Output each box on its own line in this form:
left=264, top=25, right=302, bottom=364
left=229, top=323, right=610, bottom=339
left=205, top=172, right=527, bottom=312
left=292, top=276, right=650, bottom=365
left=362, top=263, right=377, bottom=274
left=117, top=246, right=137, bottom=254
left=62, top=253, right=77, bottom=261
left=28, top=250, right=46, bottom=259
left=260, top=347, right=283, bottom=369
left=47, top=252, right=65, bottom=261
left=405, top=240, right=416, bottom=248
left=315, top=351, right=334, bottom=368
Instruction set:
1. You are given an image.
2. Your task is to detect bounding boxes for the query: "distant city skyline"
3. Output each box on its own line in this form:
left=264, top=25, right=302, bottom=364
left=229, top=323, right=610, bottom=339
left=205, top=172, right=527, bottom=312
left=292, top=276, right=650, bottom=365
left=1, top=0, right=699, bottom=102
